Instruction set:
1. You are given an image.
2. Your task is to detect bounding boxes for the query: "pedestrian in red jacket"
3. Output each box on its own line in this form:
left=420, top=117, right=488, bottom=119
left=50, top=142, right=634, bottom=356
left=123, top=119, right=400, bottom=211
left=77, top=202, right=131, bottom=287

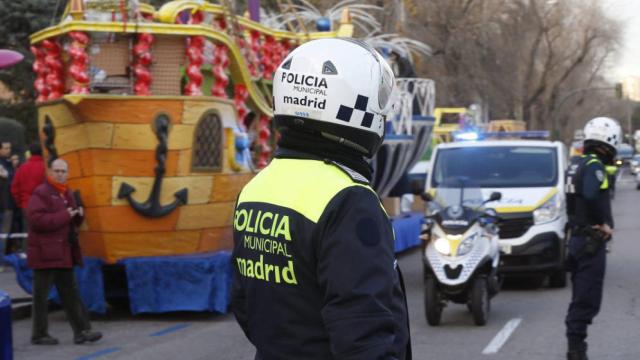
left=11, top=143, right=46, bottom=210
left=26, top=158, right=102, bottom=345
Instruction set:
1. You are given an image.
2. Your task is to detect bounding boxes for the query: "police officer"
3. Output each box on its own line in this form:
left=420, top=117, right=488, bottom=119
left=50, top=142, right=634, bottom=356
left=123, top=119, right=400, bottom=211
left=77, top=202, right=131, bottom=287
left=231, top=38, right=411, bottom=360
left=564, top=117, right=619, bottom=360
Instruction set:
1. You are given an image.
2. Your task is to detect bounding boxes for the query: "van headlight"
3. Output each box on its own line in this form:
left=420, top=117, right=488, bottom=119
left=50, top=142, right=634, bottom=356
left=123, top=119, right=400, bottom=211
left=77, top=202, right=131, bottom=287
left=456, top=233, right=478, bottom=256
left=533, top=194, right=561, bottom=224
left=433, top=237, right=451, bottom=255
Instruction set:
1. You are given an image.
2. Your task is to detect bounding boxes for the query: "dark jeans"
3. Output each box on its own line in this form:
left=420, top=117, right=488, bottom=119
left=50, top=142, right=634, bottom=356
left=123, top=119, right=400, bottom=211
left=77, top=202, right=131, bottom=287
left=32, top=269, right=90, bottom=339
left=565, top=235, right=606, bottom=350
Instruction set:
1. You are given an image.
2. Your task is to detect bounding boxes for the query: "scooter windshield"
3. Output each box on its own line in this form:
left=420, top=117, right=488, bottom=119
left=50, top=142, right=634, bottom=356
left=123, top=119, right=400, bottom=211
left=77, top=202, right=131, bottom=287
left=434, top=177, right=485, bottom=210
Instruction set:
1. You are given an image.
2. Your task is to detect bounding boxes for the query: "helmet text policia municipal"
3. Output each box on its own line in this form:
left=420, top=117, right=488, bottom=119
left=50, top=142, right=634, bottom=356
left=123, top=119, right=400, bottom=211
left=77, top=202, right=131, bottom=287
left=272, top=38, right=395, bottom=158
left=583, top=117, right=621, bottom=155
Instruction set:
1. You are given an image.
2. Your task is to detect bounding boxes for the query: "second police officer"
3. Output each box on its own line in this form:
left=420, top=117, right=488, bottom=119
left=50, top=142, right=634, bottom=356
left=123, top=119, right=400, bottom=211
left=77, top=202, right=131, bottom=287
left=564, top=117, right=619, bottom=360
left=231, top=38, right=411, bottom=359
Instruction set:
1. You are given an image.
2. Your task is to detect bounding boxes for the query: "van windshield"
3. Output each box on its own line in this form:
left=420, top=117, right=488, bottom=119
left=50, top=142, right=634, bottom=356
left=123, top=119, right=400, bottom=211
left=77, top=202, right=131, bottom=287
left=432, top=146, right=558, bottom=188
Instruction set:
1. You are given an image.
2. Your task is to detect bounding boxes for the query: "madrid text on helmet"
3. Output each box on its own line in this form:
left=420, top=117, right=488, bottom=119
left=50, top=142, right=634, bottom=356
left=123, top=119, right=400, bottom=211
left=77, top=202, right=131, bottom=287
left=283, top=95, right=326, bottom=110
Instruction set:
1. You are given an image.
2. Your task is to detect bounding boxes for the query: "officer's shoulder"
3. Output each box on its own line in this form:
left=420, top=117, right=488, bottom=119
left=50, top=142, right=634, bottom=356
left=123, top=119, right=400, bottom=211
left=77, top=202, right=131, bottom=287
left=329, top=161, right=369, bottom=185
left=581, top=157, right=607, bottom=183
left=584, top=156, right=605, bottom=171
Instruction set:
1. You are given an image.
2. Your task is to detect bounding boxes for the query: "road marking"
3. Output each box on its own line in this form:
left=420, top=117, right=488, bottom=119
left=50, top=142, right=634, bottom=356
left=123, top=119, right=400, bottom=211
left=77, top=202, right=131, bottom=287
left=482, top=318, right=522, bottom=355
left=149, top=323, right=191, bottom=337
left=75, top=347, right=121, bottom=360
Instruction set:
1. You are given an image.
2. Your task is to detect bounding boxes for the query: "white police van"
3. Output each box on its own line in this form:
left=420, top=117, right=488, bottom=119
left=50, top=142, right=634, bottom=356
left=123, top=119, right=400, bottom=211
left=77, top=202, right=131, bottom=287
left=426, top=136, right=568, bottom=287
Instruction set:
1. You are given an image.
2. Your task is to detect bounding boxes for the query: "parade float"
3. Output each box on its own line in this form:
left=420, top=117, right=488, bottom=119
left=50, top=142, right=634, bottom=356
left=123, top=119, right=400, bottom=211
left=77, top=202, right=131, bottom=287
left=6, top=0, right=436, bottom=314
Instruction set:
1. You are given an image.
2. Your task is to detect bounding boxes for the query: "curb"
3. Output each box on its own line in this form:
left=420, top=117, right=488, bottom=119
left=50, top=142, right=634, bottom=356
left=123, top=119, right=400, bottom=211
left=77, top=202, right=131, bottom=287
left=11, top=301, right=31, bottom=320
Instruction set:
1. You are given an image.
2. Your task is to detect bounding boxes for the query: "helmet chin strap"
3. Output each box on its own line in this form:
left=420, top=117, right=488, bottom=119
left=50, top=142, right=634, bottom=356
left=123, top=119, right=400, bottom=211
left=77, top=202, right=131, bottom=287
left=320, top=132, right=369, bottom=154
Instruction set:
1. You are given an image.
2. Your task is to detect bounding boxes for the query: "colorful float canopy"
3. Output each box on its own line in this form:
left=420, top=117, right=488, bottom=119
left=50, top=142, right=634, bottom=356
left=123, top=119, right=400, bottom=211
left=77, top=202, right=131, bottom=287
left=0, top=49, right=23, bottom=69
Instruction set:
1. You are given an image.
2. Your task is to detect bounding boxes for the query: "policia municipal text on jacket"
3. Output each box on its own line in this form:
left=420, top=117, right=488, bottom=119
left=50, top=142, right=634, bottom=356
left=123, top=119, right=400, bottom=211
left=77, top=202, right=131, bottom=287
left=564, top=117, right=618, bottom=360
left=231, top=39, right=411, bottom=360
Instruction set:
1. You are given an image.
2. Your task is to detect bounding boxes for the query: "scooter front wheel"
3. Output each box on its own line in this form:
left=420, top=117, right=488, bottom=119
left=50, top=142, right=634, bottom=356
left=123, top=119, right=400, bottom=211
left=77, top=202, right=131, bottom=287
left=470, top=277, right=490, bottom=326
left=424, top=277, right=442, bottom=326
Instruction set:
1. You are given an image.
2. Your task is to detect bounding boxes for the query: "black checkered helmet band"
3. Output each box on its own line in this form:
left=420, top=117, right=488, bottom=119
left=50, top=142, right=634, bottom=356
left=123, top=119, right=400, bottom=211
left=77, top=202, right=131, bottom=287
left=272, top=38, right=396, bottom=156
left=584, top=117, right=621, bottom=150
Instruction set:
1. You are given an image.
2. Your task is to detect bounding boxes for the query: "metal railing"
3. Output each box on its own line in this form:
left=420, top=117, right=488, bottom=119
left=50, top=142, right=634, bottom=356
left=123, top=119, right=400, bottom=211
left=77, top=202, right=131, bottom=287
left=388, top=78, right=436, bottom=135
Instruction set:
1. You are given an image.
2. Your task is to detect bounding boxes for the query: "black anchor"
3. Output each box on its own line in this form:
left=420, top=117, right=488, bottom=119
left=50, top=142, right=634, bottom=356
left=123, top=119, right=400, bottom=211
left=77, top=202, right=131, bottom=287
left=118, top=114, right=188, bottom=217
left=43, top=116, right=59, bottom=166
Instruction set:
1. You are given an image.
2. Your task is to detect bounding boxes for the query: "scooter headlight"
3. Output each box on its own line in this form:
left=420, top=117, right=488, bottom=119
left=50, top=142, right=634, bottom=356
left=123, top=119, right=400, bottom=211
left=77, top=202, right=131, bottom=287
left=533, top=194, right=561, bottom=225
left=456, top=233, right=478, bottom=256
left=433, top=237, right=451, bottom=256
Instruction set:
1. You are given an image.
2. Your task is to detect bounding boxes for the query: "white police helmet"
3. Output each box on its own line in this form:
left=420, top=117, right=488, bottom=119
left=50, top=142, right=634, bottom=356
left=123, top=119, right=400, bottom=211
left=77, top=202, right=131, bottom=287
left=272, top=38, right=395, bottom=157
left=583, top=117, right=621, bottom=153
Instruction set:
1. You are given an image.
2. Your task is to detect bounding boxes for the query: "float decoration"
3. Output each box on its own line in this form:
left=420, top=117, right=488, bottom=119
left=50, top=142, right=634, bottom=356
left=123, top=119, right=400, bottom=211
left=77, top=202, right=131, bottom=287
left=42, top=116, right=58, bottom=166
left=133, top=33, right=154, bottom=95
left=0, top=49, right=24, bottom=68
left=118, top=114, right=188, bottom=217
left=234, top=83, right=250, bottom=130
left=184, top=11, right=205, bottom=96
left=68, top=31, right=91, bottom=94
left=31, top=46, right=49, bottom=102
left=42, top=39, right=64, bottom=100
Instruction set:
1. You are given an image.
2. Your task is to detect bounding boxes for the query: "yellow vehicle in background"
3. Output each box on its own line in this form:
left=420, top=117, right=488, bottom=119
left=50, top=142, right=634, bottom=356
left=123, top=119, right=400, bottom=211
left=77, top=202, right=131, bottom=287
left=486, top=120, right=526, bottom=133
left=432, top=108, right=467, bottom=145
left=433, top=114, right=527, bottom=145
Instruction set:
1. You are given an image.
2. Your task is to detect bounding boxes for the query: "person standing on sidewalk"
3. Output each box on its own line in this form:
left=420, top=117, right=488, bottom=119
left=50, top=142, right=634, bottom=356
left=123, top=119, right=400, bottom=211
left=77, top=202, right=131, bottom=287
left=26, top=158, right=102, bottom=345
left=11, top=143, right=46, bottom=241
left=0, top=141, right=18, bottom=256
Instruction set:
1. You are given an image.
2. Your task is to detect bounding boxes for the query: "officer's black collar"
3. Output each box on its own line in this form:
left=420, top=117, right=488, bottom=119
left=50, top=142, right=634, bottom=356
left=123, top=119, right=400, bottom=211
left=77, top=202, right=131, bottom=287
left=274, top=148, right=369, bottom=185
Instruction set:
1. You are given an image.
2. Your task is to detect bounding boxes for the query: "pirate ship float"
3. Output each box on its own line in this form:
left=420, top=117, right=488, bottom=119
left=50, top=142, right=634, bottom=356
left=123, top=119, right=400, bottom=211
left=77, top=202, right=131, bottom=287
left=22, top=0, right=435, bottom=313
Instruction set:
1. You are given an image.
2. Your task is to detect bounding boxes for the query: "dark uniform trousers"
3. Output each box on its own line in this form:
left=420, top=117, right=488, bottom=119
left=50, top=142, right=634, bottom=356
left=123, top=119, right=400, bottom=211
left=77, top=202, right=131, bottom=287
left=565, top=235, right=606, bottom=348
left=32, top=269, right=89, bottom=338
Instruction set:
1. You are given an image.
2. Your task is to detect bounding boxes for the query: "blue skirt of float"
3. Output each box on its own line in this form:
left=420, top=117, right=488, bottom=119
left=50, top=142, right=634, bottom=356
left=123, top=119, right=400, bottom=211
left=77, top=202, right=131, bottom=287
left=0, top=290, right=12, bottom=360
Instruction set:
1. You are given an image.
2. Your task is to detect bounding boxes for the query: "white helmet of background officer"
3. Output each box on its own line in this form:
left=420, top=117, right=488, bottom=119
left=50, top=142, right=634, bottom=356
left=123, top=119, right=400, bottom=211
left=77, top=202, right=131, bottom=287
left=272, top=38, right=395, bottom=158
left=583, top=117, right=620, bottom=162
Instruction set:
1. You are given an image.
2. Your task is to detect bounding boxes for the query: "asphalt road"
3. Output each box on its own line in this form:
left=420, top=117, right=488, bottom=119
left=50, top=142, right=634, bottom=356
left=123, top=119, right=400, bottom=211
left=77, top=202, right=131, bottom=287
left=9, top=172, right=640, bottom=360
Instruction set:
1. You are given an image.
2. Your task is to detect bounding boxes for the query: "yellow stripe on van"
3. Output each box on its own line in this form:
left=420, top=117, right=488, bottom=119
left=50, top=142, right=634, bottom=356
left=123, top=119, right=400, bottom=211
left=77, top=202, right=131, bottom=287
left=494, top=188, right=558, bottom=214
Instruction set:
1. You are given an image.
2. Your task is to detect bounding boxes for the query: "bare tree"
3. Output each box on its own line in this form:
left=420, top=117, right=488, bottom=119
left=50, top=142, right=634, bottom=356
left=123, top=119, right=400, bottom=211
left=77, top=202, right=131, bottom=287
left=398, top=0, right=620, bottom=140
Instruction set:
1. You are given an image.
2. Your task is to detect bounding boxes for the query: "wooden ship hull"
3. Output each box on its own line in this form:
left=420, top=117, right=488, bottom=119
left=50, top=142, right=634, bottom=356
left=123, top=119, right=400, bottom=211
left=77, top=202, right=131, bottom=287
left=39, top=96, right=252, bottom=263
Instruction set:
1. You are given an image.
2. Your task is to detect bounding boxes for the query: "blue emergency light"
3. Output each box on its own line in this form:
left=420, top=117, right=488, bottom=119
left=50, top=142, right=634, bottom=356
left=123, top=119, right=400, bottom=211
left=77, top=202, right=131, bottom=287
left=482, top=131, right=550, bottom=140
left=454, top=132, right=480, bottom=141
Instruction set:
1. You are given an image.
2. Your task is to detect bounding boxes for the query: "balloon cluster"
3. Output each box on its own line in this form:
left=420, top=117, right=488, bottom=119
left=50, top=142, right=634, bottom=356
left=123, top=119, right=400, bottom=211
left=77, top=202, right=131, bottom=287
left=211, top=18, right=229, bottom=97
left=68, top=31, right=90, bottom=94
left=184, top=11, right=204, bottom=96
left=248, top=30, right=262, bottom=78
left=43, top=40, right=64, bottom=100
left=133, top=33, right=154, bottom=95
left=260, top=36, right=276, bottom=81
left=31, top=45, right=49, bottom=102
left=233, top=84, right=249, bottom=131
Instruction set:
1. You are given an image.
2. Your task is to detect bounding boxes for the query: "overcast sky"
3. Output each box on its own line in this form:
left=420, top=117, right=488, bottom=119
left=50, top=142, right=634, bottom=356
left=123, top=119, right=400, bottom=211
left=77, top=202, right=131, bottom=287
left=602, top=0, right=640, bottom=80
